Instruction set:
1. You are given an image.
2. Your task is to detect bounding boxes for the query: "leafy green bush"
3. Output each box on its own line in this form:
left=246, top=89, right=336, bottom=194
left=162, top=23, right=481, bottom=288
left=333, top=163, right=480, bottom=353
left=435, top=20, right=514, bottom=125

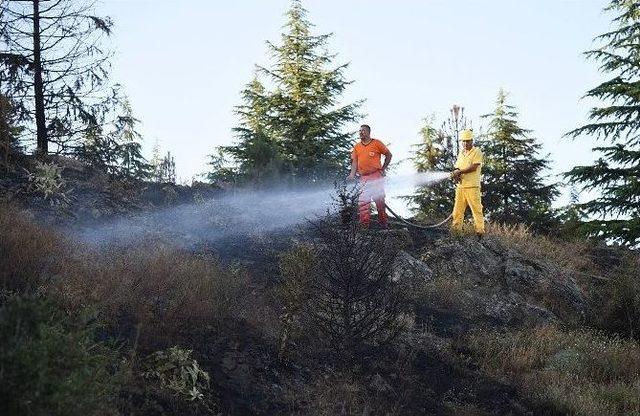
left=120, top=346, right=219, bottom=415
left=0, top=294, right=121, bottom=416
left=26, top=161, right=70, bottom=206
left=142, top=346, right=211, bottom=402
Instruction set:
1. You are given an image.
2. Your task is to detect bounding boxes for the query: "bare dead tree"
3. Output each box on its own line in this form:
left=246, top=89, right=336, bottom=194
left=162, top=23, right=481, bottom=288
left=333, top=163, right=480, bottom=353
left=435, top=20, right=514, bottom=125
left=0, top=0, right=117, bottom=155
left=441, top=104, right=469, bottom=156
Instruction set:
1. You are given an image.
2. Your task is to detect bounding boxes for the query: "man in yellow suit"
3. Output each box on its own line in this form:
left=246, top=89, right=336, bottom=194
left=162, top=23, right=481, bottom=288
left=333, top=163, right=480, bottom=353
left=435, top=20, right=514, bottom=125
left=451, top=129, right=485, bottom=236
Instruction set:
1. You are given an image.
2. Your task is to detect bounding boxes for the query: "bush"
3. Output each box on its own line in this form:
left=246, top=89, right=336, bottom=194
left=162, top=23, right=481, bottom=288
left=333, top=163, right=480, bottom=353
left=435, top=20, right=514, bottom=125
left=276, top=243, right=318, bottom=359
left=141, top=346, right=211, bottom=402
left=0, top=294, right=121, bottom=416
left=464, top=326, right=640, bottom=415
left=278, top=213, right=409, bottom=363
left=121, top=346, right=220, bottom=415
left=26, top=161, right=70, bottom=206
left=0, top=205, right=75, bottom=293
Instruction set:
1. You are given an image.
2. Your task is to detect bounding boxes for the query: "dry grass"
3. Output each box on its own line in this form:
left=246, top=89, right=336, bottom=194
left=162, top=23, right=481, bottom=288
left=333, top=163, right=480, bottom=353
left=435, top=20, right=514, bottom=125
left=285, top=371, right=414, bottom=416
left=485, top=222, right=593, bottom=275
left=415, top=275, right=477, bottom=314
left=0, top=204, right=265, bottom=352
left=56, top=242, right=252, bottom=350
left=0, top=205, right=74, bottom=293
left=595, top=256, right=640, bottom=340
left=465, top=326, right=640, bottom=415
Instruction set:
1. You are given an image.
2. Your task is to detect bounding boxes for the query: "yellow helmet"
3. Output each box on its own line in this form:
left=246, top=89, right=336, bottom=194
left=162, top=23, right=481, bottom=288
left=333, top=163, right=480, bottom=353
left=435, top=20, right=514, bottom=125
left=459, top=129, right=473, bottom=141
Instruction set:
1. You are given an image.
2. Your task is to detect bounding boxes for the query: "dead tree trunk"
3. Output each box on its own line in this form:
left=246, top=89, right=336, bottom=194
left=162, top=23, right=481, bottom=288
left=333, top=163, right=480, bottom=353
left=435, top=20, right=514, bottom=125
left=32, top=0, right=47, bottom=156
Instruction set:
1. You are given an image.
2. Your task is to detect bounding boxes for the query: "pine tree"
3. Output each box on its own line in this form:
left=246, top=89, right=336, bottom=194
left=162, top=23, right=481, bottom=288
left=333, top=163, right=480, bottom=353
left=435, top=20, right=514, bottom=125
left=112, top=99, right=150, bottom=180
left=0, top=93, right=23, bottom=168
left=78, top=126, right=118, bottom=175
left=156, top=151, right=176, bottom=184
left=148, top=141, right=177, bottom=184
left=206, top=148, right=238, bottom=187
left=482, top=89, right=558, bottom=232
left=405, top=106, right=468, bottom=221
left=219, top=0, right=362, bottom=184
left=1, top=0, right=116, bottom=155
left=149, top=140, right=162, bottom=181
left=565, top=1, right=640, bottom=246
left=557, top=186, right=588, bottom=240
left=405, top=115, right=456, bottom=220
left=222, top=76, right=283, bottom=184
left=264, top=0, right=362, bottom=181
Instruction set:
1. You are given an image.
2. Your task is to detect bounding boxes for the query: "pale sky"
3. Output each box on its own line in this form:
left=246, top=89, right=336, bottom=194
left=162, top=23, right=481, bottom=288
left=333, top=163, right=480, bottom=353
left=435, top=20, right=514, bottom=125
left=99, top=0, right=611, bottom=204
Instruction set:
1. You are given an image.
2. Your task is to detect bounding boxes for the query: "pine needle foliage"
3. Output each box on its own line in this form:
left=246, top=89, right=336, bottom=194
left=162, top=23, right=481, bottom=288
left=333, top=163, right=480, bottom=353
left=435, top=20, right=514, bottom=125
left=213, top=0, right=362, bottom=185
left=565, top=1, right=640, bottom=246
left=482, top=89, right=558, bottom=233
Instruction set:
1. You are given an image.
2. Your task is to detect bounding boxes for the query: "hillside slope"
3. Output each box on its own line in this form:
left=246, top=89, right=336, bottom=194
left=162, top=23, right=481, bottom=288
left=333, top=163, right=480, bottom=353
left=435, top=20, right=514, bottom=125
left=1, top=158, right=639, bottom=415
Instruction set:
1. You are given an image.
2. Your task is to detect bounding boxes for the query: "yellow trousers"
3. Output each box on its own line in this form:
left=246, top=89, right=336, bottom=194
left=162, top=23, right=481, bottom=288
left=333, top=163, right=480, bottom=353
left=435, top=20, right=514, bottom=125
left=451, top=186, right=485, bottom=234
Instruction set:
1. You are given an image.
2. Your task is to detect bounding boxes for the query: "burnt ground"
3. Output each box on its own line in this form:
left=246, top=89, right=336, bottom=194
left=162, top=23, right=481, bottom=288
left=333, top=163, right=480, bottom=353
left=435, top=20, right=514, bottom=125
left=176, top=218, right=569, bottom=415
left=1, top=157, right=588, bottom=415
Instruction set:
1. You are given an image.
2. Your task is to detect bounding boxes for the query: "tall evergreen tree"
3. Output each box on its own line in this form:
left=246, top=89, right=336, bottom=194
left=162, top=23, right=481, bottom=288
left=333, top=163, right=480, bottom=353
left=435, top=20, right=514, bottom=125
left=405, top=115, right=456, bottom=220
left=1, top=0, right=117, bottom=155
left=565, top=1, right=640, bottom=246
left=482, top=89, right=558, bottom=232
left=112, top=99, right=150, bottom=180
left=223, top=76, right=283, bottom=184
left=0, top=93, right=23, bottom=168
left=405, top=106, right=469, bottom=221
left=216, top=0, right=362, bottom=184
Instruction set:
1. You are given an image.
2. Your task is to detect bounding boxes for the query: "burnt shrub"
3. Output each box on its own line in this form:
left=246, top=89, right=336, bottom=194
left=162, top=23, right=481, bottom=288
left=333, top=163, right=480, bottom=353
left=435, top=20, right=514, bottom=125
left=278, top=212, right=409, bottom=363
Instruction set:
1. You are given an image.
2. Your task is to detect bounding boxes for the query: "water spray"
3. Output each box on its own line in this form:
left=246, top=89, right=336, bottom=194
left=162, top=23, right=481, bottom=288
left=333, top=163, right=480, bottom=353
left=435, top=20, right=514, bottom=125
left=73, top=171, right=453, bottom=247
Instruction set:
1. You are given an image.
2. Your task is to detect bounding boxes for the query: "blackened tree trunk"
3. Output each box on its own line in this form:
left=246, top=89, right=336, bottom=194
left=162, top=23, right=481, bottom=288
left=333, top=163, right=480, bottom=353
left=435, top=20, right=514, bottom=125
left=31, top=0, right=47, bottom=155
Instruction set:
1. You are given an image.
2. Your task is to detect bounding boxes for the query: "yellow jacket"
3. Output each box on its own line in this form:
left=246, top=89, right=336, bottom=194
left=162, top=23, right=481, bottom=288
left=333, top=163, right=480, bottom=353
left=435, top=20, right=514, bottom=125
left=454, top=147, right=483, bottom=188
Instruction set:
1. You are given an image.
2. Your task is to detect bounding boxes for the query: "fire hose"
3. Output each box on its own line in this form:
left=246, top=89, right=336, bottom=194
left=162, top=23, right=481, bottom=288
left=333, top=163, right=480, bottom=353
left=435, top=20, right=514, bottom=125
left=344, top=177, right=452, bottom=230
left=384, top=203, right=452, bottom=230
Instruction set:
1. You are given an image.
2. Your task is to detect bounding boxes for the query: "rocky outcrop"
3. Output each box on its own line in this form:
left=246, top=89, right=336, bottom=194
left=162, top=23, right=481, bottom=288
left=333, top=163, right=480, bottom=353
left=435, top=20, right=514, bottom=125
left=391, top=235, right=590, bottom=331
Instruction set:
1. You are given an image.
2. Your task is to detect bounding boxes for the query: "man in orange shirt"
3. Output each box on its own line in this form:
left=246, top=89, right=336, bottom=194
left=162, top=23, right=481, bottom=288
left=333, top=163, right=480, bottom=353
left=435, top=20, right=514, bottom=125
left=347, top=124, right=393, bottom=228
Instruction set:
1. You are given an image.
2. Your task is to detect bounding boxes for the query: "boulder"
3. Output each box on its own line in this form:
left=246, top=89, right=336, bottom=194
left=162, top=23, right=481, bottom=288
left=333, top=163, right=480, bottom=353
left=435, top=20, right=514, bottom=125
left=389, top=236, right=589, bottom=329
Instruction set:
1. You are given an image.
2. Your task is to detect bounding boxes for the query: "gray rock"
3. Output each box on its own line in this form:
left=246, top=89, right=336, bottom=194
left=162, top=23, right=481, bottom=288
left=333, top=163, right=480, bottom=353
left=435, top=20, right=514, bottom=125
left=393, top=235, right=589, bottom=328
left=391, top=250, right=434, bottom=284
